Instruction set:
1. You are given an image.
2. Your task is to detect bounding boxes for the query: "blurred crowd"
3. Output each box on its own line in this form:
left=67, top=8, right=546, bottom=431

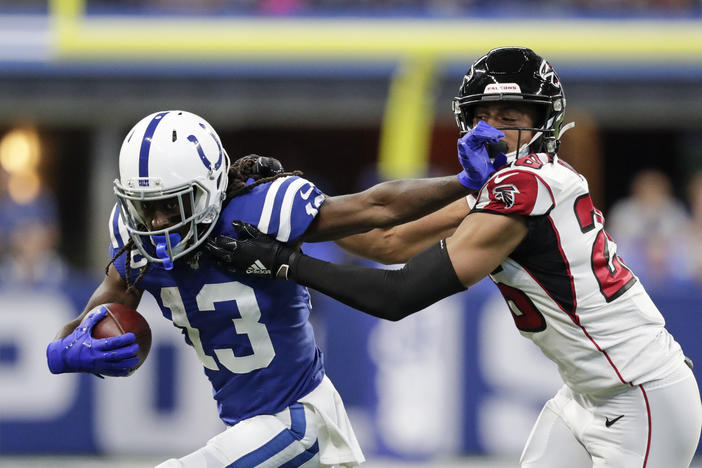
left=29, top=0, right=700, bottom=15
left=606, top=169, right=702, bottom=289
left=94, top=0, right=700, bottom=14
left=1, top=0, right=700, bottom=17
left=0, top=191, right=67, bottom=288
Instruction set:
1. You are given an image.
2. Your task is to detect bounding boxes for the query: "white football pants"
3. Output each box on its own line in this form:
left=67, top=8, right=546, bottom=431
left=520, top=363, right=701, bottom=467
left=155, top=376, right=364, bottom=468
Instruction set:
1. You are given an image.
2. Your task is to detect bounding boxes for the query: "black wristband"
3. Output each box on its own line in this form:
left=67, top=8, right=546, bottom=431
left=290, top=240, right=466, bottom=321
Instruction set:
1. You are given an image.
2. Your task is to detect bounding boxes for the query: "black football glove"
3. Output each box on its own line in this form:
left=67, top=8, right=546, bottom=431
left=234, top=154, right=284, bottom=180
left=206, top=221, right=298, bottom=279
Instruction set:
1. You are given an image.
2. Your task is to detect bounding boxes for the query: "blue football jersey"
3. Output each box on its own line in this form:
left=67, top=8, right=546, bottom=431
left=108, top=176, right=327, bottom=425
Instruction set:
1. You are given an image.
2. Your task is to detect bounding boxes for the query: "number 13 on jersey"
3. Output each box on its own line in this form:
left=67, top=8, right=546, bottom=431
left=161, top=282, right=275, bottom=374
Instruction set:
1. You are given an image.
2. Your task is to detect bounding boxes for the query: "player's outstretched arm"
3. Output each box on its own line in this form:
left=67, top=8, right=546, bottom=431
left=335, top=197, right=471, bottom=264
left=302, top=175, right=471, bottom=242
left=302, top=123, right=505, bottom=261
left=208, top=213, right=526, bottom=320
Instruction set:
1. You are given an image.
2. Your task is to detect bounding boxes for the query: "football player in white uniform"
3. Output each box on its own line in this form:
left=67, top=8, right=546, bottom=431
left=207, top=47, right=702, bottom=467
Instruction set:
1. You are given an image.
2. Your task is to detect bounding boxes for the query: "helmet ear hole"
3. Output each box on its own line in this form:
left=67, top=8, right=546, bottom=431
left=529, top=105, right=549, bottom=130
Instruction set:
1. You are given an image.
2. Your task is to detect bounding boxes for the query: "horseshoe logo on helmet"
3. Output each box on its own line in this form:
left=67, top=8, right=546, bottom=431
left=187, top=125, right=223, bottom=171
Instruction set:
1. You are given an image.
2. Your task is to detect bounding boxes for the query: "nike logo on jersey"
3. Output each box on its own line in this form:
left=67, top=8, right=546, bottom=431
left=300, top=184, right=314, bottom=200
left=493, top=172, right=517, bottom=184
left=605, top=415, right=624, bottom=427
left=246, top=260, right=271, bottom=276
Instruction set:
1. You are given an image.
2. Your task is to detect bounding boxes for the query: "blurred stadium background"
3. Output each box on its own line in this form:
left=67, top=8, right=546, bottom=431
left=1, top=0, right=702, bottom=466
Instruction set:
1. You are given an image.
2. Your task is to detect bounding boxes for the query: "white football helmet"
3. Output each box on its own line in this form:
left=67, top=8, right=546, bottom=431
left=114, top=110, right=231, bottom=269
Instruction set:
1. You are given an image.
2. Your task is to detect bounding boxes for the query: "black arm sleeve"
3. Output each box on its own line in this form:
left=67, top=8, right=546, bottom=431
left=289, top=240, right=466, bottom=321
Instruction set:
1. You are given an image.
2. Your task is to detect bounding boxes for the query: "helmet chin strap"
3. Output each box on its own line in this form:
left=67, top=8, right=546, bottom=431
left=501, top=128, right=534, bottom=164
left=559, top=121, right=576, bottom=137
left=502, top=121, right=576, bottom=162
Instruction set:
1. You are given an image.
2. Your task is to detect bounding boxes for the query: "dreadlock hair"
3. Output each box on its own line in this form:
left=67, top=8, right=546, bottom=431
left=225, top=155, right=302, bottom=202
left=105, top=155, right=298, bottom=291
left=105, top=237, right=150, bottom=293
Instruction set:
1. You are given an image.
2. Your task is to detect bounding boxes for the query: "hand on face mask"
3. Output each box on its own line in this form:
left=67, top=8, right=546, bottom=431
left=456, top=121, right=508, bottom=190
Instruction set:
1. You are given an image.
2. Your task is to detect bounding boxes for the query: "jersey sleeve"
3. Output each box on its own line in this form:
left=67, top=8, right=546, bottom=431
left=219, top=176, right=325, bottom=243
left=473, top=168, right=555, bottom=216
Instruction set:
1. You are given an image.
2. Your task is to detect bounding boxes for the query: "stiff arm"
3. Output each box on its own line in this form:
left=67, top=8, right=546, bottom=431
left=289, top=211, right=527, bottom=320
left=336, top=197, right=471, bottom=264
left=302, top=175, right=470, bottom=242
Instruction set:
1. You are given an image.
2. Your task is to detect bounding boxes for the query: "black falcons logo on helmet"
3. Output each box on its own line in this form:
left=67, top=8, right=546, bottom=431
left=493, top=184, right=520, bottom=209
left=462, top=65, right=475, bottom=86
left=539, top=60, right=561, bottom=88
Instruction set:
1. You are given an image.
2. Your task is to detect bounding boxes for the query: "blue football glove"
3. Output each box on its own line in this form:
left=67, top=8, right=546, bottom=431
left=46, top=306, right=139, bottom=377
left=457, top=121, right=508, bottom=190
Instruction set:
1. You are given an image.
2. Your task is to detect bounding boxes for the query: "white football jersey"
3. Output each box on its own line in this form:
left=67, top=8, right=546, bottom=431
left=471, top=153, right=684, bottom=396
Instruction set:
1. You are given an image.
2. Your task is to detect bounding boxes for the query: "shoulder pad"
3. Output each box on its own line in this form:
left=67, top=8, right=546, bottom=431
left=513, top=153, right=551, bottom=170
left=219, top=176, right=325, bottom=242
left=475, top=168, right=555, bottom=216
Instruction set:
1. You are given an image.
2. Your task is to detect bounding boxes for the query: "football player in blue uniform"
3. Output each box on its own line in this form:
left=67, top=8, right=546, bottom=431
left=46, top=110, right=476, bottom=467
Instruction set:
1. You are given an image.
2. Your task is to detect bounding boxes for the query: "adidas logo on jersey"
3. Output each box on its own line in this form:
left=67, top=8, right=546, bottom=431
left=246, top=260, right=271, bottom=275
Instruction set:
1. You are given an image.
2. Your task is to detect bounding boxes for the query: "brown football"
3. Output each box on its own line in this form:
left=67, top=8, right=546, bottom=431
left=91, top=303, right=152, bottom=374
